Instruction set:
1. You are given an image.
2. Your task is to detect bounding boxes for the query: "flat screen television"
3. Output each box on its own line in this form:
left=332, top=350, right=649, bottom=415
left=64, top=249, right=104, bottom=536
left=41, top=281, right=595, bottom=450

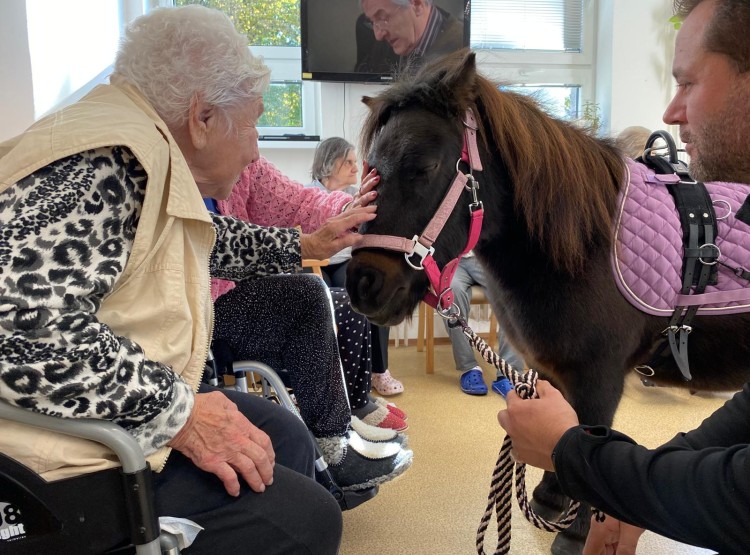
left=301, top=0, right=471, bottom=83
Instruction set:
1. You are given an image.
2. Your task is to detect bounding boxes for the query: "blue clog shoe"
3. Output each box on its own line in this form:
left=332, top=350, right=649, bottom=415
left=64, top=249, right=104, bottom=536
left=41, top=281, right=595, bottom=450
left=460, top=368, right=488, bottom=395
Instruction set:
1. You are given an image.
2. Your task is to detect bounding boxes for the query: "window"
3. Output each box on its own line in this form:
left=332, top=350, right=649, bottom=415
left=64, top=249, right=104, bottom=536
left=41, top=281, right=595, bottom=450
left=175, top=0, right=317, bottom=136
left=472, top=0, right=595, bottom=124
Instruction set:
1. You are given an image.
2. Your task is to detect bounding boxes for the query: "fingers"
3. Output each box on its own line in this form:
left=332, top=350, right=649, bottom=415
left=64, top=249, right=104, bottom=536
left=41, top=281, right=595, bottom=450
left=582, top=515, right=644, bottom=555
left=245, top=420, right=275, bottom=465
left=616, top=522, right=645, bottom=554
left=582, top=515, right=615, bottom=555
left=535, top=379, right=560, bottom=398
left=351, top=169, right=380, bottom=209
left=340, top=205, right=377, bottom=228
left=233, top=442, right=274, bottom=493
left=210, top=446, right=271, bottom=496
left=212, top=462, right=244, bottom=497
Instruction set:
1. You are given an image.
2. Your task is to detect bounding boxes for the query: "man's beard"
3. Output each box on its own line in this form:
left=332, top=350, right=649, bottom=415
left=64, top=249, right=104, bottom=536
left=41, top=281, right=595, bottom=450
left=687, top=85, right=750, bottom=184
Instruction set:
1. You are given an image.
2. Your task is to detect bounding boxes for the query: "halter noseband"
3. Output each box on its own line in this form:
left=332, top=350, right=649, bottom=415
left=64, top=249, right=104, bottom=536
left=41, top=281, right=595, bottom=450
left=353, top=109, right=485, bottom=314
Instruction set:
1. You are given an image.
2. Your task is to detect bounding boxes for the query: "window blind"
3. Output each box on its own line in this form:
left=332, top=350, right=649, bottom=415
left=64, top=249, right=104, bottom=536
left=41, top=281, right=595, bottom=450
left=470, top=0, right=584, bottom=52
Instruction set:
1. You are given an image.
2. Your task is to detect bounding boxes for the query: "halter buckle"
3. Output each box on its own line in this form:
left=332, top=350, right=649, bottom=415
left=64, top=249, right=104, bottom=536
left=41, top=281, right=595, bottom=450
left=404, top=235, right=435, bottom=270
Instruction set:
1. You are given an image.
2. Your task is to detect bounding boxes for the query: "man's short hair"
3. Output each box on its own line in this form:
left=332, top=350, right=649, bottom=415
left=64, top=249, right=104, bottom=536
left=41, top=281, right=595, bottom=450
left=674, top=0, right=750, bottom=72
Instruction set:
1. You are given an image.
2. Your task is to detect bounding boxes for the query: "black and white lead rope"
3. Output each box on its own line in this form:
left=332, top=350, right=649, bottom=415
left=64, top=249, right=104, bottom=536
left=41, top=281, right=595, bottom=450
left=447, top=315, right=603, bottom=554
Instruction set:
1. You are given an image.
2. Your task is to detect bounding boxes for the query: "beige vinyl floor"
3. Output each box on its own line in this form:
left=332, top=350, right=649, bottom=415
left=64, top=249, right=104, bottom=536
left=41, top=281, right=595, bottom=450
left=339, top=342, right=730, bottom=555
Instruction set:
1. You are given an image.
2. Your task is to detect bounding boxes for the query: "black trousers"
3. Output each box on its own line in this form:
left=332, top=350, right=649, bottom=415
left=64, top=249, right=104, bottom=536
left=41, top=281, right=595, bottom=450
left=152, top=384, right=343, bottom=554
left=213, top=274, right=351, bottom=437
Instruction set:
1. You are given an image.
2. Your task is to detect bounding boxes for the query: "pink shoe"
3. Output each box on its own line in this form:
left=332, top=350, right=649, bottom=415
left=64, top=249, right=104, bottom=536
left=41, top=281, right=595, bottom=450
left=362, top=405, right=409, bottom=432
left=371, top=370, right=404, bottom=396
left=372, top=396, right=408, bottom=420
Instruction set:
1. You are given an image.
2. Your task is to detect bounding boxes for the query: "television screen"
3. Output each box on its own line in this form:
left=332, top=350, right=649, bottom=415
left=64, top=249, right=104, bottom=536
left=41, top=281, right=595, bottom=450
left=301, top=0, right=471, bottom=83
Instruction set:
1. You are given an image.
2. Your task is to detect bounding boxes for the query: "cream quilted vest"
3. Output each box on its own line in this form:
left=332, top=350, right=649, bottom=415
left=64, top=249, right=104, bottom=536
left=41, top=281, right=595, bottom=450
left=0, top=77, right=214, bottom=480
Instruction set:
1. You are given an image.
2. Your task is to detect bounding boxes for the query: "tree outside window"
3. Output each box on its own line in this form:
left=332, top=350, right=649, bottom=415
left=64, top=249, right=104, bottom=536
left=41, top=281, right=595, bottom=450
left=176, top=0, right=303, bottom=128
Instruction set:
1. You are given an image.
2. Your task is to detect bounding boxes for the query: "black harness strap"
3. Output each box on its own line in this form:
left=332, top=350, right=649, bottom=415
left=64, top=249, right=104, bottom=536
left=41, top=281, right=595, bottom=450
left=638, top=131, right=719, bottom=381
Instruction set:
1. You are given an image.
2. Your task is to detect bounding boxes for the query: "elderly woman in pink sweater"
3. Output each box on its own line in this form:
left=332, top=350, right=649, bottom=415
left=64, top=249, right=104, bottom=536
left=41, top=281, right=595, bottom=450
left=207, top=157, right=409, bottom=490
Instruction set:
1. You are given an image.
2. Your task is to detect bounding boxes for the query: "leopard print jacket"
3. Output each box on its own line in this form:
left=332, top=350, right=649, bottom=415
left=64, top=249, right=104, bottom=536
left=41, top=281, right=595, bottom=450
left=0, top=146, right=300, bottom=455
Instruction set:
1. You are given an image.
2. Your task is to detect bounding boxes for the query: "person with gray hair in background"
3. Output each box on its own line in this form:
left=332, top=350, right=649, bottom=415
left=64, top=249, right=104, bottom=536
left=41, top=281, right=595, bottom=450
left=355, top=0, right=464, bottom=73
left=0, top=6, right=379, bottom=553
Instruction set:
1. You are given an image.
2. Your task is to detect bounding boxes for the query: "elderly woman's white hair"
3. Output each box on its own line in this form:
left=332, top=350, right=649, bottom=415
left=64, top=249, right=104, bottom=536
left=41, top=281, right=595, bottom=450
left=113, top=5, right=270, bottom=129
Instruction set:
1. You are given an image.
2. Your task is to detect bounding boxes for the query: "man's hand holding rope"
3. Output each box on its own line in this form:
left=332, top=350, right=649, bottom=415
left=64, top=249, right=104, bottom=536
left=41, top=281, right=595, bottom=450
left=497, top=380, right=579, bottom=471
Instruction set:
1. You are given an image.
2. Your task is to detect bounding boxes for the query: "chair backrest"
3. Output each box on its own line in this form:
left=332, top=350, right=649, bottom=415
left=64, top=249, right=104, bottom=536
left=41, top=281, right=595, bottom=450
left=302, top=258, right=330, bottom=277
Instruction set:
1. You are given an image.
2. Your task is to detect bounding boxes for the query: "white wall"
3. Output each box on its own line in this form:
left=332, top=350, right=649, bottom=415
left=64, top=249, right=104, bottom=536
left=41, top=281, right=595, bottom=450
left=596, top=0, right=678, bottom=138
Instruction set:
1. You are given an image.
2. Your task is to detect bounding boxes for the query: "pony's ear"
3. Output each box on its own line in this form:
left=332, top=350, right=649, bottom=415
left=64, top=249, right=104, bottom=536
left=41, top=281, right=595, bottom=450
left=441, top=50, right=478, bottom=107
left=362, top=95, right=385, bottom=115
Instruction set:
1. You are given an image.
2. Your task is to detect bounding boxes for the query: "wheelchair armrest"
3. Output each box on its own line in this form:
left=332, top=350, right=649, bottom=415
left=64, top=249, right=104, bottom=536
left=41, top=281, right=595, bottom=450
left=0, top=399, right=168, bottom=555
left=0, top=399, right=146, bottom=474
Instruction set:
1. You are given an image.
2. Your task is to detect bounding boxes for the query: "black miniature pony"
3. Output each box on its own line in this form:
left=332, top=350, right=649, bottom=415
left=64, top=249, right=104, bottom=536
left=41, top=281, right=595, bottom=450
left=346, top=50, right=750, bottom=554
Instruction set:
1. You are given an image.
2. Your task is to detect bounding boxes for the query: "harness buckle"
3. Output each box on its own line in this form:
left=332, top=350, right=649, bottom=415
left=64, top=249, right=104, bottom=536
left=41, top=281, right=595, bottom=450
left=698, top=243, right=720, bottom=266
left=662, top=324, right=692, bottom=336
left=404, top=235, right=435, bottom=270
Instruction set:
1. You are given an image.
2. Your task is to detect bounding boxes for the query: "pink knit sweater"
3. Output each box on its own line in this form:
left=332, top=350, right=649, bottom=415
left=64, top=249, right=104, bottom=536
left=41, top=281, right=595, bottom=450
left=212, top=157, right=352, bottom=300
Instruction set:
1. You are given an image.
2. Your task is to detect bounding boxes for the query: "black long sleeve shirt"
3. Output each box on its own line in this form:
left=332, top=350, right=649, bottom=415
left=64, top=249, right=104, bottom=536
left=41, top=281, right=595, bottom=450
left=552, top=383, right=750, bottom=554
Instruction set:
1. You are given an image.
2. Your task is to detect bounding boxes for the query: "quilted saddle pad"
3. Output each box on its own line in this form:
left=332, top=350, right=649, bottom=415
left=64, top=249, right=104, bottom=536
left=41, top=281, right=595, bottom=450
left=611, top=158, right=750, bottom=316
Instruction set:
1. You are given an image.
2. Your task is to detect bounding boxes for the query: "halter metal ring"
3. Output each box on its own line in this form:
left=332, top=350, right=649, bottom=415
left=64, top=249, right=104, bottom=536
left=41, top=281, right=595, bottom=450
left=635, top=365, right=655, bottom=377
left=698, top=243, right=720, bottom=265
left=437, top=299, right=460, bottom=321
left=455, top=157, right=473, bottom=179
left=712, top=199, right=732, bottom=221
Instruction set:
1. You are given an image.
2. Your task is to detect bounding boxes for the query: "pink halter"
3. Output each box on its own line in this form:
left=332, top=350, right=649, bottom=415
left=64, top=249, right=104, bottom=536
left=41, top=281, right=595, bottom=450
left=353, top=109, right=485, bottom=314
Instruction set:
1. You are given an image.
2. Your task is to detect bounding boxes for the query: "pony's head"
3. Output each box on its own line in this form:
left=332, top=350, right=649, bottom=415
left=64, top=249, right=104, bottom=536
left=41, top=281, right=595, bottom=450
left=346, top=49, right=625, bottom=326
left=346, top=50, right=483, bottom=325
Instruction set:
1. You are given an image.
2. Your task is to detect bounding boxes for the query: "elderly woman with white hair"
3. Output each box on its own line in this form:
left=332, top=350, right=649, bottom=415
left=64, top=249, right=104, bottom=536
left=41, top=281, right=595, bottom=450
left=0, top=6, right=384, bottom=554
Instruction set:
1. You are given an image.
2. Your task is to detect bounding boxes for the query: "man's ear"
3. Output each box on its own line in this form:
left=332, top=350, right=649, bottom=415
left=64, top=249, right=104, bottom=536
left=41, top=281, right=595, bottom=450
left=187, top=94, right=212, bottom=150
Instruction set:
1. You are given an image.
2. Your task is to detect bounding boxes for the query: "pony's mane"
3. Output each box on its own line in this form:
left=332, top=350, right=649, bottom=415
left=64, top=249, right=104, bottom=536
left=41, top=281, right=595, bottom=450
left=360, top=52, right=626, bottom=275
left=474, top=76, right=625, bottom=274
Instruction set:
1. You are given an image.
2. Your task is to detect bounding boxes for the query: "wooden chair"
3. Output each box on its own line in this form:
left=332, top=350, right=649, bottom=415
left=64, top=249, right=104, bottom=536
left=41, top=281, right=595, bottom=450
left=296, top=224, right=330, bottom=278
left=416, top=285, right=498, bottom=374
left=302, top=258, right=330, bottom=277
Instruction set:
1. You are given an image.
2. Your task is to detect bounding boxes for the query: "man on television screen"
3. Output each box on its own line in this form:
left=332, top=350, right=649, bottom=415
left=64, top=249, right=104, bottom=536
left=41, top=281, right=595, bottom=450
left=355, top=0, right=464, bottom=74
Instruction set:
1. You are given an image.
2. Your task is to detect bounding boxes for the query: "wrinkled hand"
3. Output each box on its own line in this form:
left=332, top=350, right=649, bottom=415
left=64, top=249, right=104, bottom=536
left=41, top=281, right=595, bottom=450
left=347, top=166, right=380, bottom=210
left=497, top=380, right=579, bottom=471
left=169, top=391, right=275, bottom=496
left=300, top=205, right=377, bottom=260
left=583, top=514, right=645, bottom=555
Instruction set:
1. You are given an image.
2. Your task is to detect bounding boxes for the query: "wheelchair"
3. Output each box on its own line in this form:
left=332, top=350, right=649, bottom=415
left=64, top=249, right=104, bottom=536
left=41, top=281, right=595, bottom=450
left=205, top=348, right=379, bottom=512
left=0, top=399, right=180, bottom=555
left=0, top=351, right=375, bottom=554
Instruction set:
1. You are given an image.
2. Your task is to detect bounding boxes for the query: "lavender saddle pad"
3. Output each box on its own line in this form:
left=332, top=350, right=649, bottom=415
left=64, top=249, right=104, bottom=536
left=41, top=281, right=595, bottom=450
left=612, top=158, right=750, bottom=316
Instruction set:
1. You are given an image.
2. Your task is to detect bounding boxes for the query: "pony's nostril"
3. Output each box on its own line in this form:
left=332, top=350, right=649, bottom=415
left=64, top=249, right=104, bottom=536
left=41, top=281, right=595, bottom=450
left=356, top=274, right=374, bottom=301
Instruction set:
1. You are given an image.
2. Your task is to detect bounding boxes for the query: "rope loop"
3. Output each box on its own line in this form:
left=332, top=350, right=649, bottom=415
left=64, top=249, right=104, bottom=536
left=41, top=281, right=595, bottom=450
left=456, top=314, right=586, bottom=554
